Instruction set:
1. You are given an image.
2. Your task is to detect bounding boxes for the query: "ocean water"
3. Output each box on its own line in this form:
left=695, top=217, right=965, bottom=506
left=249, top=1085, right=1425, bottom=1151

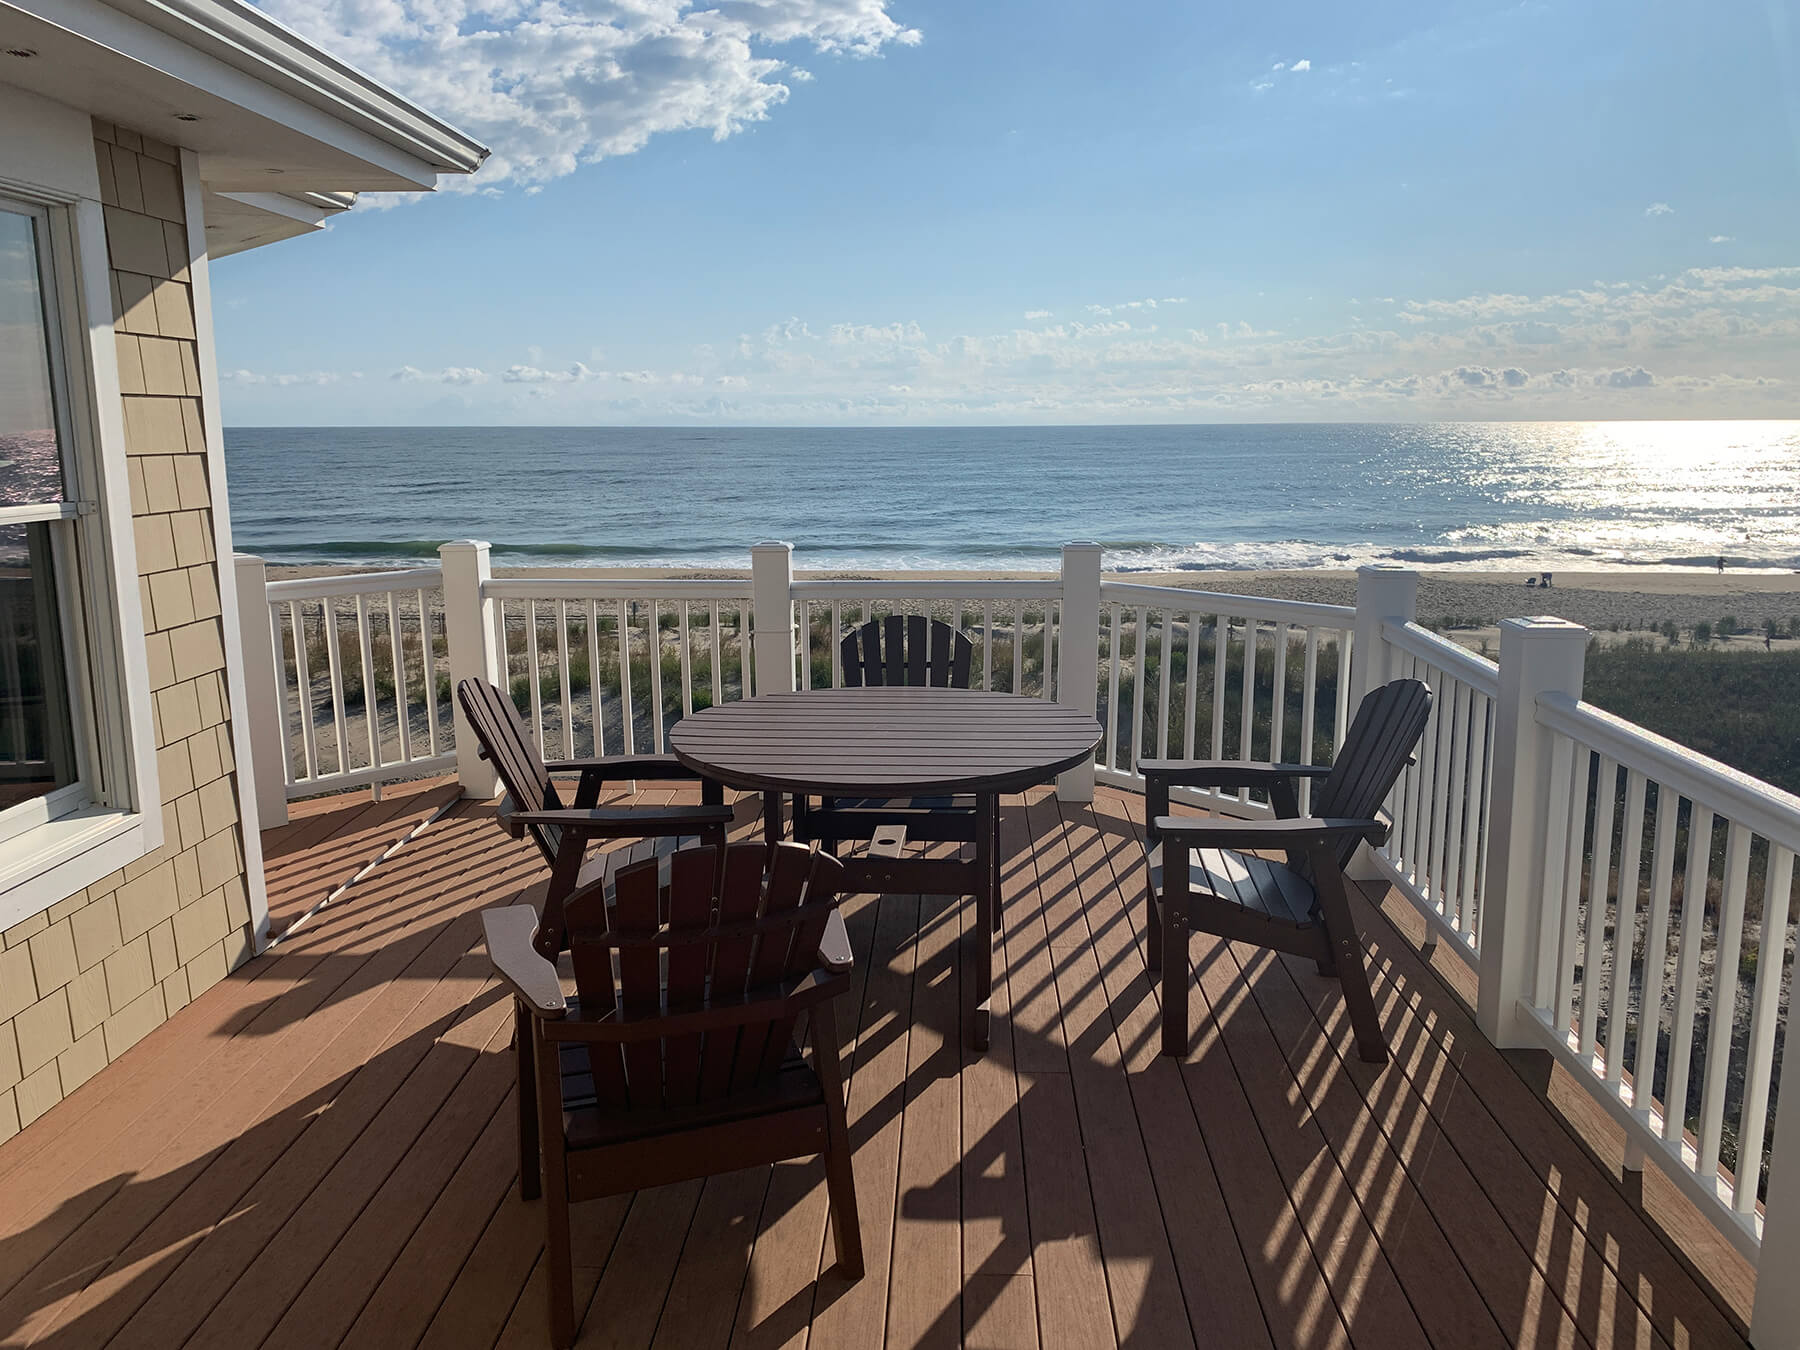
left=222, top=421, right=1800, bottom=573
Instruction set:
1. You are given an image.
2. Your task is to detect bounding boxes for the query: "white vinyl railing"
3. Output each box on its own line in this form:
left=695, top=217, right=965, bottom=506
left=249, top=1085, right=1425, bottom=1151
left=1372, top=620, right=1500, bottom=953
left=789, top=578, right=1062, bottom=697
left=483, top=577, right=756, bottom=759
left=1521, top=691, right=1800, bottom=1262
left=259, top=566, right=454, bottom=798
left=1093, top=580, right=1354, bottom=813
left=233, top=543, right=1800, bottom=1330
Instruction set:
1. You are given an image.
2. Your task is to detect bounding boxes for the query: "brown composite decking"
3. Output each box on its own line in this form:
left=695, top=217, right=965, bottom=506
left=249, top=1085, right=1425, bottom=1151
left=0, top=776, right=1760, bottom=1349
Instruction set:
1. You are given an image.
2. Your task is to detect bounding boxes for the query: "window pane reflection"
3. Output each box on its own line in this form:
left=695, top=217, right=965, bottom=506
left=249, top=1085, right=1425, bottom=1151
left=0, top=523, right=77, bottom=810
left=0, top=208, right=66, bottom=507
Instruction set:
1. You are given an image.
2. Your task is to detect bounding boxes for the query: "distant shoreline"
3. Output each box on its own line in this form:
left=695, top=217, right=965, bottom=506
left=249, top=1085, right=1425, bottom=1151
left=262, top=564, right=1800, bottom=636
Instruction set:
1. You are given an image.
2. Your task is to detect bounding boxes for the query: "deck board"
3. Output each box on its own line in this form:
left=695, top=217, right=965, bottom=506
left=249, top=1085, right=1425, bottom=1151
left=0, top=781, right=1754, bottom=1350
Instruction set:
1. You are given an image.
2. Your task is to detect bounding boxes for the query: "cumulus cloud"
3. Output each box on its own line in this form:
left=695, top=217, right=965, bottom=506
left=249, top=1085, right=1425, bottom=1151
left=1645, top=202, right=1675, bottom=217
left=1289, top=58, right=1311, bottom=72
left=1023, top=309, right=1052, bottom=320
left=219, top=368, right=342, bottom=386
left=502, top=362, right=595, bottom=383
left=1709, top=235, right=1736, bottom=244
left=256, top=0, right=922, bottom=191
left=1602, top=366, right=1655, bottom=388
left=391, top=365, right=488, bottom=384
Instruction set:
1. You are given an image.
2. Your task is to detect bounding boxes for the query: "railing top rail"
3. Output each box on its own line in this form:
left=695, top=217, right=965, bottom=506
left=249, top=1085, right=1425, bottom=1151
left=1386, top=619, right=1502, bottom=696
left=789, top=578, right=1063, bottom=601
left=1098, top=579, right=1354, bottom=629
left=265, top=567, right=444, bottom=600
left=483, top=578, right=755, bottom=602
left=1537, top=689, right=1800, bottom=854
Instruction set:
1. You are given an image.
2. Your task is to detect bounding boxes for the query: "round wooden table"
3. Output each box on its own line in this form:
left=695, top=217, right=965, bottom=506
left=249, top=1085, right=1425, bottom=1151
left=670, top=687, right=1102, bottom=1049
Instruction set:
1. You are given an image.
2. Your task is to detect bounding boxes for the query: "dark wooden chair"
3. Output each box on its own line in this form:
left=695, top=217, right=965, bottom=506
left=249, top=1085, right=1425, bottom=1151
left=792, top=615, right=981, bottom=860
left=1141, top=677, right=1432, bottom=1063
left=456, top=677, right=734, bottom=960
left=483, top=841, right=864, bottom=1348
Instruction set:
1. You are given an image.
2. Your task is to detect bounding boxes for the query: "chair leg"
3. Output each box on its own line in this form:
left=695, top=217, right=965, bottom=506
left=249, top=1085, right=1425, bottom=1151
left=812, top=1001, right=864, bottom=1278
left=515, top=1002, right=541, bottom=1202
left=1159, top=901, right=1187, bottom=1057
left=535, top=1034, right=576, bottom=1348
left=1312, top=864, right=1388, bottom=1064
left=1145, top=883, right=1163, bottom=973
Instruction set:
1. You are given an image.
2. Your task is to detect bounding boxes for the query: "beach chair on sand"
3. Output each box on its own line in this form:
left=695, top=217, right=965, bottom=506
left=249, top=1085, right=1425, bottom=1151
left=483, top=841, right=864, bottom=1349
left=1138, top=678, right=1432, bottom=1064
left=790, top=616, right=982, bottom=865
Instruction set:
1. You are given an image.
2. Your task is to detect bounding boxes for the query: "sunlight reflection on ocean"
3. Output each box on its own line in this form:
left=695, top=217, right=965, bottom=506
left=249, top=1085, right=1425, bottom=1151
left=224, top=420, right=1800, bottom=573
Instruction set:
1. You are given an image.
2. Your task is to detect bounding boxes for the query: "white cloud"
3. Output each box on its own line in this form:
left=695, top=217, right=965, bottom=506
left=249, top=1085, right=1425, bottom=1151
left=1289, top=58, right=1311, bottom=72
left=256, top=0, right=921, bottom=192
left=1709, top=235, right=1736, bottom=244
left=502, top=362, right=595, bottom=383
left=219, top=368, right=341, bottom=386
left=1023, top=309, right=1052, bottom=320
left=391, top=365, right=489, bottom=384
left=1645, top=202, right=1675, bottom=217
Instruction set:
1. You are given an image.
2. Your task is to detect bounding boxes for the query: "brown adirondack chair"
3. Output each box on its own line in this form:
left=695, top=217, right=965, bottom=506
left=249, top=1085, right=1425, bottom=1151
left=483, top=841, right=864, bottom=1349
left=1141, top=677, right=1432, bottom=1063
left=456, top=677, right=734, bottom=959
left=791, top=615, right=981, bottom=857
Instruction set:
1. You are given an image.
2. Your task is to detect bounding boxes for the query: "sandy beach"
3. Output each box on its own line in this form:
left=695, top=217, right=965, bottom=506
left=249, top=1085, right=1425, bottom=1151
left=266, top=563, right=1800, bottom=638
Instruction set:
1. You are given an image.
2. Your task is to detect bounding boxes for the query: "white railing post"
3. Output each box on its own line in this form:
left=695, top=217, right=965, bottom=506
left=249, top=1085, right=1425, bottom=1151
left=1476, top=616, right=1587, bottom=1048
left=440, top=540, right=499, bottom=799
left=751, top=541, right=797, bottom=694
left=1754, top=1041, right=1800, bottom=1346
left=232, top=553, right=288, bottom=828
left=1056, top=542, right=1103, bottom=801
left=1350, top=564, right=1419, bottom=709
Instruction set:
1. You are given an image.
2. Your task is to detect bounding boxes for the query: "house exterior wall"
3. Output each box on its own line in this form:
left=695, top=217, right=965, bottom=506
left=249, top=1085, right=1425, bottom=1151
left=0, top=123, right=253, bottom=1139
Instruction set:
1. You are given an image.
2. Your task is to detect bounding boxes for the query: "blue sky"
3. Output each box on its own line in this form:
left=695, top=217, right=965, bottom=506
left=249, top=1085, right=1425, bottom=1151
left=216, top=0, right=1800, bottom=424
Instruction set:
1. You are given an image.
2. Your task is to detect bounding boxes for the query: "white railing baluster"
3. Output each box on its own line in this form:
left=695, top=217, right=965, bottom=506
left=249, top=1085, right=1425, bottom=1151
left=1580, top=756, right=1619, bottom=1059
left=322, top=597, right=349, bottom=775
left=741, top=599, right=754, bottom=698
left=1042, top=601, right=1057, bottom=701
left=1697, top=822, right=1752, bottom=1186
left=1442, top=680, right=1470, bottom=932
left=1736, top=844, right=1794, bottom=1213
left=1237, top=618, right=1256, bottom=802
left=617, top=599, right=635, bottom=754
left=1606, top=769, right=1648, bottom=1082
left=830, top=601, right=842, bottom=688
left=1299, top=628, right=1318, bottom=813
left=588, top=599, right=604, bottom=755
left=1664, top=806, right=1715, bottom=1145
left=1554, top=742, right=1593, bottom=1037
left=1211, top=615, right=1227, bottom=761
left=354, top=594, right=378, bottom=772
left=419, top=589, right=440, bottom=758
left=1131, top=606, right=1148, bottom=773
left=556, top=599, right=573, bottom=759
left=1156, top=609, right=1173, bottom=760
left=1463, top=690, right=1490, bottom=942
left=1334, top=629, right=1352, bottom=753
left=678, top=600, right=694, bottom=719
left=983, top=601, right=994, bottom=691
left=1013, top=600, right=1025, bottom=695
left=1426, top=674, right=1455, bottom=908
left=268, top=602, right=294, bottom=786
left=526, top=599, right=544, bottom=749
left=387, top=590, right=411, bottom=764
left=1183, top=612, right=1200, bottom=761
left=800, top=599, right=813, bottom=691
left=1105, top=602, right=1121, bottom=773
left=1634, top=787, right=1678, bottom=1107
left=1535, top=733, right=1577, bottom=1008
left=711, top=601, right=724, bottom=707
left=1269, top=623, right=1289, bottom=769
left=288, top=600, right=317, bottom=783
left=648, top=600, right=665, bottom=751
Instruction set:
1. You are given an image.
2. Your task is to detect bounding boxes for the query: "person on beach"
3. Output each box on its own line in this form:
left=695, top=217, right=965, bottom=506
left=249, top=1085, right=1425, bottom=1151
left=1718, top=555, right=1727, bottom=573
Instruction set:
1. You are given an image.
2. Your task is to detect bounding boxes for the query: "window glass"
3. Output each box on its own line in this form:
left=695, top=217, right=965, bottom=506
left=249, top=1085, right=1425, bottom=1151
left=0, top=522, right=76, bottom=808
left=0, top=208, right=65, bottom=507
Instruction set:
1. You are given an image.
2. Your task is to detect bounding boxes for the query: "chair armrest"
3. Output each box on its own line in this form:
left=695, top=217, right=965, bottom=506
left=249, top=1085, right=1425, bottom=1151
left=1139, top=759, right=1332, bottom=790
left=818, top=909, right=853, bottom=974
left=1152, top=814, right=1388, bottom=853
left=508, top=803, right=734, bottom=836
left=544, top=753, right=705, bottom=781
left=544, top=967, right=852, bottom=1043
left=482, top=905, right=567, bottom=1017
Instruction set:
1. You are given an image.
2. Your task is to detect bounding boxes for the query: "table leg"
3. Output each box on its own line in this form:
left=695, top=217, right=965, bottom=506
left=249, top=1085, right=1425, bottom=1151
left=971, top=792, right=996, bottom=1050
left=762, top=790, right=784, bottom=861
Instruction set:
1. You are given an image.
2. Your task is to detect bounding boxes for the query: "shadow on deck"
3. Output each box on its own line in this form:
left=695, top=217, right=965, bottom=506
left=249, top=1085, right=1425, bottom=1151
left=0, top=778, right=1757, bottom=1348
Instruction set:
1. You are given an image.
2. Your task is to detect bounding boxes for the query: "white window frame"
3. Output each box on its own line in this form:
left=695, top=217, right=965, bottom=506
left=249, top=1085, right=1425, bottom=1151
left=0, top=169, right=162, bottom=930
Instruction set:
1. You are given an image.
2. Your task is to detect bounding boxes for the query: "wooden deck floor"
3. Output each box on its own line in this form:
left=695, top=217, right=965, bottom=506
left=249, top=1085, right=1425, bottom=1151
left=0, top=777, right=1759, bottom=1349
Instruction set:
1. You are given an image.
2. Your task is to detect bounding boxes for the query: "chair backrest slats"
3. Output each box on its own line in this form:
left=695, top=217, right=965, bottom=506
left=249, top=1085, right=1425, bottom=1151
left=456, top=678, right=564, bottom=864
left=1314, top=678, right=1433, bottom=867
left=839, top=617, right=974, bottom=690
left=565, top=842, right=846, bottom=1112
